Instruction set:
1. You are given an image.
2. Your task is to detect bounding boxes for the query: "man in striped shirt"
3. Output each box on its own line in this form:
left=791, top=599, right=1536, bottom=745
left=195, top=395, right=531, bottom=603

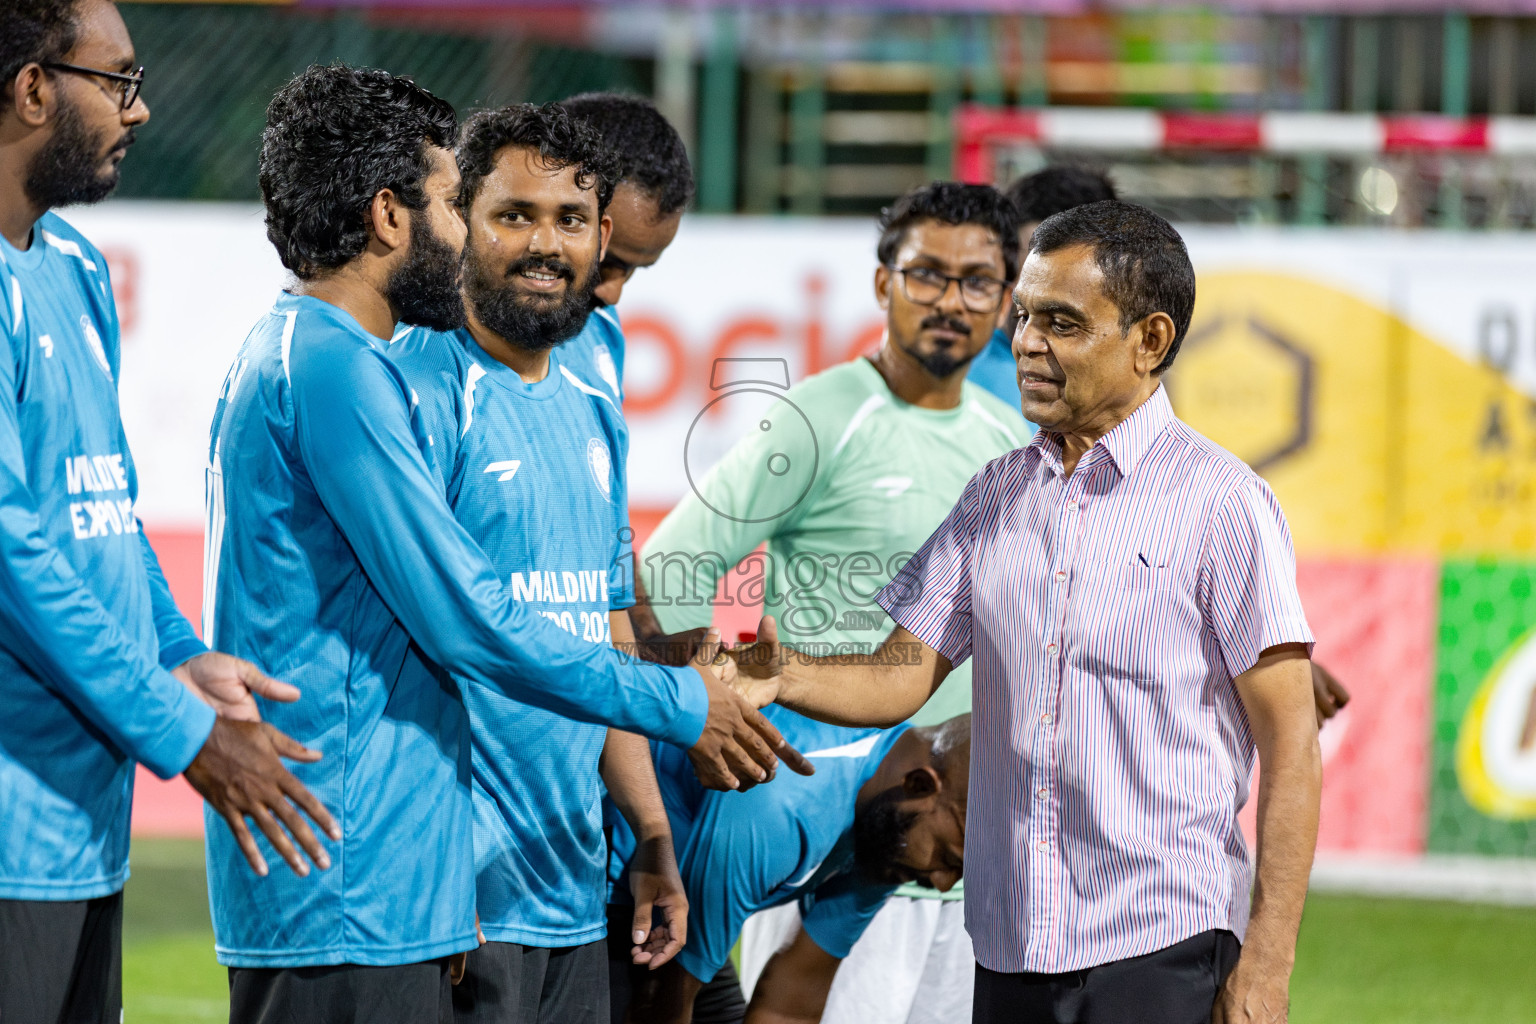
left=735, top=200, right=1321, bottom=1024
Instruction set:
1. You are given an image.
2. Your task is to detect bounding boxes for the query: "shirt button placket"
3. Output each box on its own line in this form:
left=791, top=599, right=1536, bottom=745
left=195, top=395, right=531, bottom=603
left=1033, top=480, right=1084, bottom=936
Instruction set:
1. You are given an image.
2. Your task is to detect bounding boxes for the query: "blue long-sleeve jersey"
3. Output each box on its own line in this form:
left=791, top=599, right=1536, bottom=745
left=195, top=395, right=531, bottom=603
left=203, top=292, right=708, bottom=967
left=0, top=214, right=214, bottom=902
left=393, top=319, right=632, bottom=948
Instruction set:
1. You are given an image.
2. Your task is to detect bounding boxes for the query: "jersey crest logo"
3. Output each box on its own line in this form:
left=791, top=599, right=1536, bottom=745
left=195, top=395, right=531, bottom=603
left=592, top=343, right=621, bottom=398
left=79, top=316, right=110, bottom=376
left=484, top=460, right=521, bottom=482
left=587, top=438, right=612, bottom=501
left=872, top=475, right=914, bottom=499
left=39, top=334, right=54, bottom=358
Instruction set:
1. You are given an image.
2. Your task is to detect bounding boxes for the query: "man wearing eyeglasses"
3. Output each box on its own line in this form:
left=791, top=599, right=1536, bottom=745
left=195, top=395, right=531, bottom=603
left=629, top=182, right=1023, bottom=1023
left=1, top=4, right=339, bottom=1021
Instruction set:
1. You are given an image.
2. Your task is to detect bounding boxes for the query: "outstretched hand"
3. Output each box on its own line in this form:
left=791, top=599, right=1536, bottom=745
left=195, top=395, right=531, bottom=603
left=184, top=717, right=339, bottom=878
left=174, top=651, right=301, bottom=722
left=687, top=628, right=814, bottom=791
left=628, top=835, right=688, bottom=970
left=726, top=615, right=785, bottom=708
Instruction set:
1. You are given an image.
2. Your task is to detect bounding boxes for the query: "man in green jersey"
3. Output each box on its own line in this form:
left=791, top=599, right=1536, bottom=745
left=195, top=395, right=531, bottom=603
left=630, top=182, right=1022, bottom=1023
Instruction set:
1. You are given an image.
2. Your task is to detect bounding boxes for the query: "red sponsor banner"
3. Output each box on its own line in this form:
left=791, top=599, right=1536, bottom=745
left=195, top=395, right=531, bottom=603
left=1239, top=558, right=1437, bottom=855
left=1303, top=559, right=1437, bottom=854
left=132, top=528, right=210, bottom=837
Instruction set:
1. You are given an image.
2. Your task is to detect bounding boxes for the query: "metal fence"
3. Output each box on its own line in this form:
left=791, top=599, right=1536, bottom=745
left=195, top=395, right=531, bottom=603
left=110, top=4, right=1536, bottom=224
left=116, top=4, right=649, bottom=200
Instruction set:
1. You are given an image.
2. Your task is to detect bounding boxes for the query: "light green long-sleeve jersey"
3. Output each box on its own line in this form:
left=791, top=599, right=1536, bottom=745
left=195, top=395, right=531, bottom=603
left=643, top=356, right=1024, bottom=729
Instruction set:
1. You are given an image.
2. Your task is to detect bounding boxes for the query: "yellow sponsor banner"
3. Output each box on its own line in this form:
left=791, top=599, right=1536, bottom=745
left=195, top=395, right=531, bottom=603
left=1169, top=272, right=1536, bottom=557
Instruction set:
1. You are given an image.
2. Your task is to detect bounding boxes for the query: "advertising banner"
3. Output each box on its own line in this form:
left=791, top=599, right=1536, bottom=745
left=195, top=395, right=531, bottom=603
left=1432, top=562, right=1536, bottom=857
left=56, top=203, right=1536, bottom=848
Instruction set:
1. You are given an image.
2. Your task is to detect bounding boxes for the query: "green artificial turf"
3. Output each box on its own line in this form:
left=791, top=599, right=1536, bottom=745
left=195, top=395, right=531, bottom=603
left=123, top=839, right=224, bottom=1024
left=1290, top=893, right=1536, bottom=1023
left=123, top=838, right=1536, bottom=1024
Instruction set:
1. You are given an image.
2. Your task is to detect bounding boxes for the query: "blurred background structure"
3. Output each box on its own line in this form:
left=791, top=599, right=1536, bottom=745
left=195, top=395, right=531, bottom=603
left=119, top=2, right=1536, bottom=223
left=92, top=2, right=1536, bottom=1022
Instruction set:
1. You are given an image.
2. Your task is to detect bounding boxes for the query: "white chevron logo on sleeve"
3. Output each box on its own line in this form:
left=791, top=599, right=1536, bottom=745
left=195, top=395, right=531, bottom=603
left=802, top=735, right=881, bottom=759
left=484, top=460, right=521, bottom=482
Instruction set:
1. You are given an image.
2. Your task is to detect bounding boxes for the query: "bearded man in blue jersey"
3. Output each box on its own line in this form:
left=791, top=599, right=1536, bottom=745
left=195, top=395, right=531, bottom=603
left=0, top=5, right=340, bottom=1021
left=391, top=102, right=694, bottom=1024
left=206, top=66, right=808, bottom=1024
left=554, top=93, right=695, bottom=661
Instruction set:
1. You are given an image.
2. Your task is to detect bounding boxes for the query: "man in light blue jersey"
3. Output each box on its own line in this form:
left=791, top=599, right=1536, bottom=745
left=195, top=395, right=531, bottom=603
left=556, top=92, right=695, bottom=668
left=551, top=93, right=754, bottom=1020
left=611, top=711, right=969, bottom=1024
left=0, top=4, right=338, bottom=1021
left=560, top=91, right=692, bottom=314
left=207, top=66, right=807, bottom=1024
left=391, top=102, right=692, bottom=1024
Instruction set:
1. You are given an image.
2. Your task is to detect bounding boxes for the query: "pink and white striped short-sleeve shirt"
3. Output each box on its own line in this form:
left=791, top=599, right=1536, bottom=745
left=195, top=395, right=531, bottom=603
left=876, top=385, right=1312, bottom=974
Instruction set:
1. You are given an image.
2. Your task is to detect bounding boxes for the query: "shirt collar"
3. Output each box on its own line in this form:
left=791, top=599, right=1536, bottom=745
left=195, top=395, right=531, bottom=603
left=1098, top=385, right=1174, bottom=476
left=1024, top=384, right=1174, bottom=479
left=1022, top=426, right=1062, bottom=477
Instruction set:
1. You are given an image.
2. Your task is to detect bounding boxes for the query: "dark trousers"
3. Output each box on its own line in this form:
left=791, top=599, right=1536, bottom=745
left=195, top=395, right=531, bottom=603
left=974, top=929, right=1242, bottom=1024
left=228, top=959, right=454, bottom=1024
left=0, top=892, right=123, bottom=1024
left=606, top=905, right=745, bottom=1024
left=453, top=938, right=608, bottom=1024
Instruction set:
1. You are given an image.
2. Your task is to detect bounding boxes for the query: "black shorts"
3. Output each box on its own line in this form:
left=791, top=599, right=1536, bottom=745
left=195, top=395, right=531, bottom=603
left=973, top=928, right=1242, bottom=1024
left=452, top=938, right=607, bottom=1024
left=0, top=891, right=123, bottom=1024
left=228, top=959, right=454, bottom=1024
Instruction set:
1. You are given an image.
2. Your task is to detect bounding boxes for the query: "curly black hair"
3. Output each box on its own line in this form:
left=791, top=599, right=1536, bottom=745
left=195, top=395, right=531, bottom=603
left=457, top=102, right=622, bottom=216
left=2, top=0, right=84, bottom=94
left=258, top=64, right=457, bottom=280
left=1005, top=166, right=1117, bottom=225
left=876, top=182, right=1021, bottom=284
left=1031, top=200, right=1195, bottom=374
left=558, top=91, right=694, bottom=216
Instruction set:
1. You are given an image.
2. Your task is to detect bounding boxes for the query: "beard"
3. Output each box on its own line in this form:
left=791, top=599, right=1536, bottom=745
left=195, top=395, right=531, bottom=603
left=464, top=248, right=598, bottom=353
left=386, top=217, right=466, bottom=332
left=853, top=788, right=919, bottom=885
left=898, top=313, right=976, bottom=379
left=25, top=98, right=131, bottom=210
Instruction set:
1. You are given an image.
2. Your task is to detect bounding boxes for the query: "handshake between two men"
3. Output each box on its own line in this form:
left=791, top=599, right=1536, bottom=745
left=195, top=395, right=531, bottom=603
left=186, top=617, right=817, bottom=883
left=200, top=603, right=1347, bottom=881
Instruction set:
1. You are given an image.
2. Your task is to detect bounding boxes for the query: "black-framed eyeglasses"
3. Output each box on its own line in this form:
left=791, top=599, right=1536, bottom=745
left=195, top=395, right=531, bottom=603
left=40, top=62, right=145, bottom=111
left=889, top=264, right=1007, bottom=314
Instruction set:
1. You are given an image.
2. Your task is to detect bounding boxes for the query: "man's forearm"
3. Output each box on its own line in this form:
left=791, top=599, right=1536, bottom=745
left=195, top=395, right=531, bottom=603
left=1244, top=658, right=1322, bottom=971
left=628, top=573, right=667, bottom=645
left=743, top=624, right=950, bottom=729
left=743, top=929, right=840, bottom=1024
left=601, top=728, right=669, bottom=841
left=604, top=611, right=675, bottom=839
